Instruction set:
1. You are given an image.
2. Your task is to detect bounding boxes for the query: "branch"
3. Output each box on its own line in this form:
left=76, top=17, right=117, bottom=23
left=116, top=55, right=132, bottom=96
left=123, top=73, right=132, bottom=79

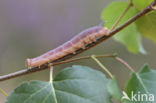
left=91, top=55, right=114, bottom=79
left=0, top=0, right=156, bottom=82
left=115, top=57, right=135, bottom=72
left=0, top=88, right=8, bottom=97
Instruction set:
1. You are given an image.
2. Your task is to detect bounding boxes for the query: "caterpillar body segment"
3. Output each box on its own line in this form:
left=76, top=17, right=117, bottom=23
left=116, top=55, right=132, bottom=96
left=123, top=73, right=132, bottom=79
left=26, top=25, right=110, bottom=68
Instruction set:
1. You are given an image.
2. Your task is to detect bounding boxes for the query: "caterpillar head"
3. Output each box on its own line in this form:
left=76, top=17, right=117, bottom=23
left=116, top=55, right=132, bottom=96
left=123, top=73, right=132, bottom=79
left=26, top=58, right=32, bottom=68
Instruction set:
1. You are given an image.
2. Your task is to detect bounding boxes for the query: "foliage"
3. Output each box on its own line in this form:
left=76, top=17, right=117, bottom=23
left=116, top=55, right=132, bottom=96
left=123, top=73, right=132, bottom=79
left=6, top=64, right=156, bottom=103
left=101, top=0, right=156, bottom=54
left=6, top=66, right=112, bottom=103
left=124, top=65, right=156, bottom=103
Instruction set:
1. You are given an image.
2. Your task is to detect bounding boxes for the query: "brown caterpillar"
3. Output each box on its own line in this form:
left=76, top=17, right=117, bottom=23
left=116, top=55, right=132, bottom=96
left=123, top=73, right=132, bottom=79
left=26, top=25, right=110, bottom=68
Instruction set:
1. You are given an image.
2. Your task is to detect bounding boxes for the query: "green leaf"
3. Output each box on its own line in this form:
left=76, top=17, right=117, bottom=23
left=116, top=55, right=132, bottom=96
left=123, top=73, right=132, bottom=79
left=125, top=64, right=156, bottom=103
left=107, top=78, right=123, bottom=101
left=132, top=0, right=156, bottom=46
left=133, top=0, right=153, bottom=10
left=101, top=2, right=131, bottom=28
left=133, top=0, right=156, bottom=44
left=6, top=65, right=112, bottom=103
left=101, top=1, right=146, bottom=54
left=135, top=12, right=156, bottom=43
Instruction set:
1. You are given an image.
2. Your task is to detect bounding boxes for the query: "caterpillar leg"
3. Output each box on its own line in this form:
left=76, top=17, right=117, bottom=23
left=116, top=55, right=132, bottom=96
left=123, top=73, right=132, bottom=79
left=28, top=66, right=32, bottom=69
left=73, top=51, right=76, bottom=54
left=83, top=37, right=92, bottom=44
left=88, top=34, right=97, bottom=42
left=38, top=65, right=41, bottom=68
left=150, top=5, right=156, bottom=10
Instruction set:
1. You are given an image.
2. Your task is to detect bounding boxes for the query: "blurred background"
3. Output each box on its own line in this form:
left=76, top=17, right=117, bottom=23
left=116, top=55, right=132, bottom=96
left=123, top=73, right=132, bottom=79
left=0, top=0, right=156, bottom=102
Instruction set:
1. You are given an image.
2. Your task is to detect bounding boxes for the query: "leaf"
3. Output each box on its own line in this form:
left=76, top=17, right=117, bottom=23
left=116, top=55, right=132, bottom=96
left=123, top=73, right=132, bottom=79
left=135, top=12, right=156, bottom=43
left=133, top=0, right=153, bottom=10
left=132, top=0, right=156, bottom=46
left=107, top=78, right=123, bottom=101
left=6, top=65, right=112, bottom=103
left=101, top=1, right=146, bottom=54
left=125, top=64, right=156, bottom=102
left=101, top=2, right=131, bottom=28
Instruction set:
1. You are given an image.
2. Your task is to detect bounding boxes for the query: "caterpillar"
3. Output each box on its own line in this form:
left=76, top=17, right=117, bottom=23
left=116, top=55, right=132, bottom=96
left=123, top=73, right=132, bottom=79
left=26, top=25, right=110, bottom=68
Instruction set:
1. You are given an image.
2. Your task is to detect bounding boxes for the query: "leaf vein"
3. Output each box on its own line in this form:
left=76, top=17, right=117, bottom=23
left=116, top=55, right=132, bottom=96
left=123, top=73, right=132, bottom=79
left=23, top=84, right=50, bottom=103
left=55, top=89, right=96, bottom=103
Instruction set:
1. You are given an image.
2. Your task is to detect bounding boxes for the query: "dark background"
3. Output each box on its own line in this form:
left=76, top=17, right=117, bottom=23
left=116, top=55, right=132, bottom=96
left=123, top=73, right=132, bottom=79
left=0, top=0, right=156, bottom=102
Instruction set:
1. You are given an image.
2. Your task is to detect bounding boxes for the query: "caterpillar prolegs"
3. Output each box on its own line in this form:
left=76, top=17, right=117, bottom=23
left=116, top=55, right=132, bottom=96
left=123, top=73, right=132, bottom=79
left=26, top=25, right=110, bottom=68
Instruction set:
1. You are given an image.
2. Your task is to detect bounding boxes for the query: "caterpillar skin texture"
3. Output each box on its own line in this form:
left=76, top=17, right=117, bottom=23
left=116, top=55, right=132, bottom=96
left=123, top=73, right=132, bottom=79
left=26, top=26, right=110, bottom=68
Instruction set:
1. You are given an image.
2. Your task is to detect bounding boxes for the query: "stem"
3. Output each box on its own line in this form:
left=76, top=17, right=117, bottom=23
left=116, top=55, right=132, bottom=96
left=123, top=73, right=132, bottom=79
left=54, top=54, right=115, bottom=65
left=91, top=55, right=114, bottom=78
left=0, top=88, right=8, bottom=97
left=115, top=57, right=135, bottom=72
left=0, top=54, right=115, bottom=82
left=49, top=64, right=53, bottom=83
left=111, top=0, right=133, bottom=30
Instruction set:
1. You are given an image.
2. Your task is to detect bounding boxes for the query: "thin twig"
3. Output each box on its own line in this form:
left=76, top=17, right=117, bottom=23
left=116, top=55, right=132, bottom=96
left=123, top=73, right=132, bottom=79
left=53, top=54, right=115, bottom=66
left=115, top=57, right=135, bottom=72
left=111, top=0, right=133, bottom=30
left=0, top=54, right=115, bottom=81
left=91, top=55, right=114, bottom=78
left=0, top=0, right=155, bottom=82
left=0, top=88, right=8, bottom=97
